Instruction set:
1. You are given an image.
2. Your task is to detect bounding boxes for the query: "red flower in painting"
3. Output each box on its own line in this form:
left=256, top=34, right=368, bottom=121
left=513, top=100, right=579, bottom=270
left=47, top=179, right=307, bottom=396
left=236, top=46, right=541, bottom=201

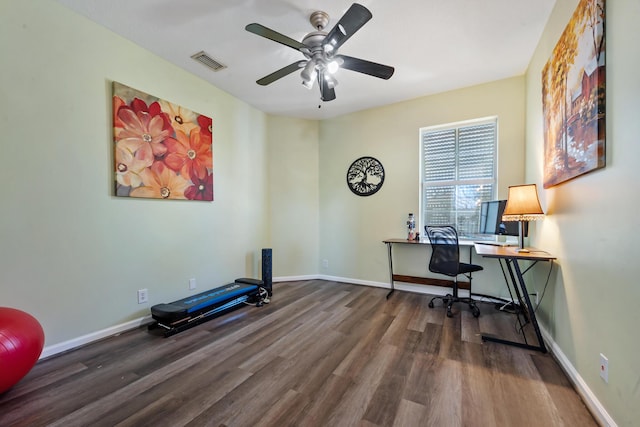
left=185, top=171, right=214, bottom=201
left=164, top=128, right=212, bottom=180
left=116, top=97, right=173, bottom=133
left=198, top=115, right=213, bottom=138
left=146, top=101, right=173, bottom=133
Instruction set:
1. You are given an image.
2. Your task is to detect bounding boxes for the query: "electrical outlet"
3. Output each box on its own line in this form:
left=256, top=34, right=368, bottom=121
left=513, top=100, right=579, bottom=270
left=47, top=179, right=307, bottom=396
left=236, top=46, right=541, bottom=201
left=137, top=288, right=148, bottom=304
left=600, top=353, right=609, bottom=383
left=322, top=259, right=329, bottom=268
left=189, top=278, right=197, bottom=290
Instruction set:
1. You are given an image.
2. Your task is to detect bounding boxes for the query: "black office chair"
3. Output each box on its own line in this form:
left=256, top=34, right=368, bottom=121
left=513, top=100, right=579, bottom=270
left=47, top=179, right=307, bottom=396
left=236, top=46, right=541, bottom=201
left=425, top=225, right=482, bottom=318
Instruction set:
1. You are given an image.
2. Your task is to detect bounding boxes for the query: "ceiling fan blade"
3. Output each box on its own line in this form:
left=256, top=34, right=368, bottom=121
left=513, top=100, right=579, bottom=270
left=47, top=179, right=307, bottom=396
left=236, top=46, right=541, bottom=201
left=337, top=55, right=395, bottom=80
left=318, top=72, right=336, bottom=102
left=323, top=3, right=372, bottom=51
left=245, top=23, right=308, bottom=51
left=256, top=61, right=306, bottom=86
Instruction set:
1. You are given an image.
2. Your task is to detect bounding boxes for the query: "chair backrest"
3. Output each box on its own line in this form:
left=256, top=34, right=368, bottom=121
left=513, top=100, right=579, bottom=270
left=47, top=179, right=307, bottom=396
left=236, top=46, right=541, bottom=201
left=425, top=225, right=460, bottom=277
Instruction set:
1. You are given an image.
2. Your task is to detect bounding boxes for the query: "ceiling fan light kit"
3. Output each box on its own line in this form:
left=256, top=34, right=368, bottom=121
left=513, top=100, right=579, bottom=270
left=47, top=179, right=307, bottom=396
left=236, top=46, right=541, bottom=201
left=245, top=3, right=394, bottom=102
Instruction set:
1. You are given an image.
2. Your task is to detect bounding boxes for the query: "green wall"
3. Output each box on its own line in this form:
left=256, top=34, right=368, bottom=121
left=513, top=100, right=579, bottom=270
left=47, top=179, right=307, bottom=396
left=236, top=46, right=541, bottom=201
left=525, top=0, right=640, bottom=425
left=0, top=1, right=274, bottom=346
left=267, top=115, right=320, bottom=277
left=318, top=77, right=527, bottom=297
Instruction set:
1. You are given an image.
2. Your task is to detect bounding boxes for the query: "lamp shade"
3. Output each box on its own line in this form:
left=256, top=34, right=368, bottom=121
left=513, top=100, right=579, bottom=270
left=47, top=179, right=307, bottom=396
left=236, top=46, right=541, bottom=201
left=502, top=184, right=544, bottom=221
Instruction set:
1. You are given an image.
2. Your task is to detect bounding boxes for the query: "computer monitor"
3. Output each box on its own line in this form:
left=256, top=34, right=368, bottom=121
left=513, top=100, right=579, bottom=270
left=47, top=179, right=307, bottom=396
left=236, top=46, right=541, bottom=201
left=479, top=200, right=528, bottom=237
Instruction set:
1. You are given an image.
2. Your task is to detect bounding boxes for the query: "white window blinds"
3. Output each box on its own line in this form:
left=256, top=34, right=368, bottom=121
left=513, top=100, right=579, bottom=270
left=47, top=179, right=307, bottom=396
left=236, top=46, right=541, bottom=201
left=420, top=118, right=497, bottom=237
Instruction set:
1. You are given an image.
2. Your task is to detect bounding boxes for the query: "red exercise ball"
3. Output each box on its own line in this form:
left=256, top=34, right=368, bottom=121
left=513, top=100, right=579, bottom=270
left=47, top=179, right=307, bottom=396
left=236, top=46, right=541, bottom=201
left=0, top=307, right=45, bottom=394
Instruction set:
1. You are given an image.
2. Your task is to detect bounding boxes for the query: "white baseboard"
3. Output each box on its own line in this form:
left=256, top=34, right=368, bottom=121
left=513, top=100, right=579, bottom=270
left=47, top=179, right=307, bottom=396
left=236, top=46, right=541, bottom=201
left=316, top=274, right=463, bottom=297
left=38, top=275, right=615, bottom=426
left=40, top=316, right=152, bottom=360
left=272, top=274, right=319, bottom=282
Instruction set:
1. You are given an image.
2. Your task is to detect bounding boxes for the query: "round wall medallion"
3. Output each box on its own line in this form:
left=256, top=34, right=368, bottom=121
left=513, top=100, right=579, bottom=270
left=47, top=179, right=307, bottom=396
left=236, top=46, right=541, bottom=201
left=346, top=156, right=385, bottom=196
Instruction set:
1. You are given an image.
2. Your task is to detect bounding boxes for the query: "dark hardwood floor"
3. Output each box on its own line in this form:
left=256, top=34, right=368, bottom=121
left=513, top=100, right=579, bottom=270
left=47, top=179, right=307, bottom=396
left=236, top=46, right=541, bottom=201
left=0, top=280, right=597, bottom=427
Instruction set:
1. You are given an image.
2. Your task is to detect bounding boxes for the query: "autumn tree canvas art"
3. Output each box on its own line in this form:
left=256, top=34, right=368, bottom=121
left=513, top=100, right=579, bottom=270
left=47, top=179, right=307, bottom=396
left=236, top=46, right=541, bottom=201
left=542, top=0, right=605, bottom=188
left=113, top=82, right=214, bottom=201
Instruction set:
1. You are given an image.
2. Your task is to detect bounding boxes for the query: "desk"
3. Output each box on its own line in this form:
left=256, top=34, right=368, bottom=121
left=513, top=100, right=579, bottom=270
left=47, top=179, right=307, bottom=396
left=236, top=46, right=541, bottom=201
left=474, top=244, right=555, bottom=353
left=383, top=238, right=475, bottom=299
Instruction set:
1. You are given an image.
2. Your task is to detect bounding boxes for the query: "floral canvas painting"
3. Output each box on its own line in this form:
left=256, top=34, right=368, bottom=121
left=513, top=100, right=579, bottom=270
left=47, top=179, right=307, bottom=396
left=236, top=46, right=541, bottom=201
left=542, top=0, right=605, bottom=188
left=113, top=82, right=213, bottom=201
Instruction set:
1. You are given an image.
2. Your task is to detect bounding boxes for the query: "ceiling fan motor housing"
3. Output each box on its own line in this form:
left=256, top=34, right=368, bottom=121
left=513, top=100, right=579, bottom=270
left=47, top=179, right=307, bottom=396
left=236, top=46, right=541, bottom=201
left=309, top=10, right=330, bottom=30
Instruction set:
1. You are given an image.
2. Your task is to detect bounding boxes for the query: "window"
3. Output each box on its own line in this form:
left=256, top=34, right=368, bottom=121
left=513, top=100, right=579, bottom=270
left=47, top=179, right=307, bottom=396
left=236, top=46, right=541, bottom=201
left=420, top=117, right=497, bottom=237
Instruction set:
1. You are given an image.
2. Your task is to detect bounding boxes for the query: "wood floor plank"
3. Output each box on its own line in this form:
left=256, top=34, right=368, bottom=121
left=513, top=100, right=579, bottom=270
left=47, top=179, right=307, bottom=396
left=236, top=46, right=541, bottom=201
left=362, top=349, right=414, bottom=426
left=332, top=309, right=395, bottom=379
left=406, top=296, right=434, bottom=332
left=481, top=344, right=564, bottom=426
left=438, top=322, right=463, bottom=361
left=403, top=352, right=439, bottom=406
left=183, top=355, right=292, bottom=427
left=393, top=398, right=428, bottom=427
left=287, top=327, right=361, bottom=396
left=47, top=340, right=250, bottom=426
left=379, top=303, right=417, bottom=348
left=251, top=388, right=302, bottom=427
left=238, top=308, right=334, bottom=372
left=414, top=322, right=442, bottom=355
left=531, top=353, right=598, bottom=426
left=0, top=361, right=88, bottom=401
left=325, top=344, right=400, bottom=426
left=425, top=358, right=463, bottom=426
left=0, top=281, right=598, bottom=427
left=460, top=306, right=483, bottom=344
left=289, top=373, right=355, bottom=426
left=115, top=368, right=254, bottom=427
left=459, top=341, right=498, bottom=426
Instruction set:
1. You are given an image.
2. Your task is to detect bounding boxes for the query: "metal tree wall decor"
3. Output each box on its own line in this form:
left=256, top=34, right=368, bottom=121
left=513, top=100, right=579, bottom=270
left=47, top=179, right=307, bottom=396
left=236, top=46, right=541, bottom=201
left=346, top=156, right=385, bottom=196
left=542, top=0, right=605, bottom=188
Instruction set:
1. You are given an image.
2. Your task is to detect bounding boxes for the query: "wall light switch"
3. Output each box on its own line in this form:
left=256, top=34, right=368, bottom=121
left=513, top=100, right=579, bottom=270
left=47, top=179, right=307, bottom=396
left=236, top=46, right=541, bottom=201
left=189, top=278, right=197, bottom=290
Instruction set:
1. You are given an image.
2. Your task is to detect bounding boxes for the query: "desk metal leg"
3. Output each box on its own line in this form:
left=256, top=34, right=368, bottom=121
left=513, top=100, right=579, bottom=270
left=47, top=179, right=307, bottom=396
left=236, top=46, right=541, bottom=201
left=504, top=259, right=531, bottom=328
left=482, top=259, right=547, bottom=353
left=512, top=260, right=547, bottom=352
left=385, top=242, right=395, bottom=299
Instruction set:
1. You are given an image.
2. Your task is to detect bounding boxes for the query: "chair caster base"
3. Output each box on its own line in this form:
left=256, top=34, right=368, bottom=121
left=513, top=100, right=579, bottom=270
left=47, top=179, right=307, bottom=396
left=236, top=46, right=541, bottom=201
left=428, top=295, right=481, bottom=318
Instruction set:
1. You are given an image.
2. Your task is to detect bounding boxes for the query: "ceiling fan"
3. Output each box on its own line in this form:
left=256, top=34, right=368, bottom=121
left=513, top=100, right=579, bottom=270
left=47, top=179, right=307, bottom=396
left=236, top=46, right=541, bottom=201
left=245, top=3, right=395, bottom=102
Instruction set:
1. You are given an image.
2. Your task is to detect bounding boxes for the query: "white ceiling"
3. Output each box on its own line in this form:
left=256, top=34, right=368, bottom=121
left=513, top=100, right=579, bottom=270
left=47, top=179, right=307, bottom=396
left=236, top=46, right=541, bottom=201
left=54, top=0, right=556, bottom=120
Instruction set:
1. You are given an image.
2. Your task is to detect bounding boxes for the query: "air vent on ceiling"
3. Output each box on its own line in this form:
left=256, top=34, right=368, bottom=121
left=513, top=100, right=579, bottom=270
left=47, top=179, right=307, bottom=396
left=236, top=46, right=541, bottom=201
left=191, top=51, right=227, bottom=72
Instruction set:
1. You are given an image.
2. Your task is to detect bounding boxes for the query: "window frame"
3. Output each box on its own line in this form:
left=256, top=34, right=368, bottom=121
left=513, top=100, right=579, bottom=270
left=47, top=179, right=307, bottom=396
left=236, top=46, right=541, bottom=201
left=418, top=116, right=498, bottom=237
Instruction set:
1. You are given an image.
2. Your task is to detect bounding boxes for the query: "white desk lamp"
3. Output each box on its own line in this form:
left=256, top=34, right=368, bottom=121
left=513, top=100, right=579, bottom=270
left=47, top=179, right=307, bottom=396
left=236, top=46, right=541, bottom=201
left=502, top=184, right=544, bottom=252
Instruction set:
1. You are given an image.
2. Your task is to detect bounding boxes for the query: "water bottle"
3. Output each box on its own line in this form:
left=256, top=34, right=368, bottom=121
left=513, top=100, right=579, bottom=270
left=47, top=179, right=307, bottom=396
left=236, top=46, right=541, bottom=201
left=407, top=213, right=416, bottom=240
